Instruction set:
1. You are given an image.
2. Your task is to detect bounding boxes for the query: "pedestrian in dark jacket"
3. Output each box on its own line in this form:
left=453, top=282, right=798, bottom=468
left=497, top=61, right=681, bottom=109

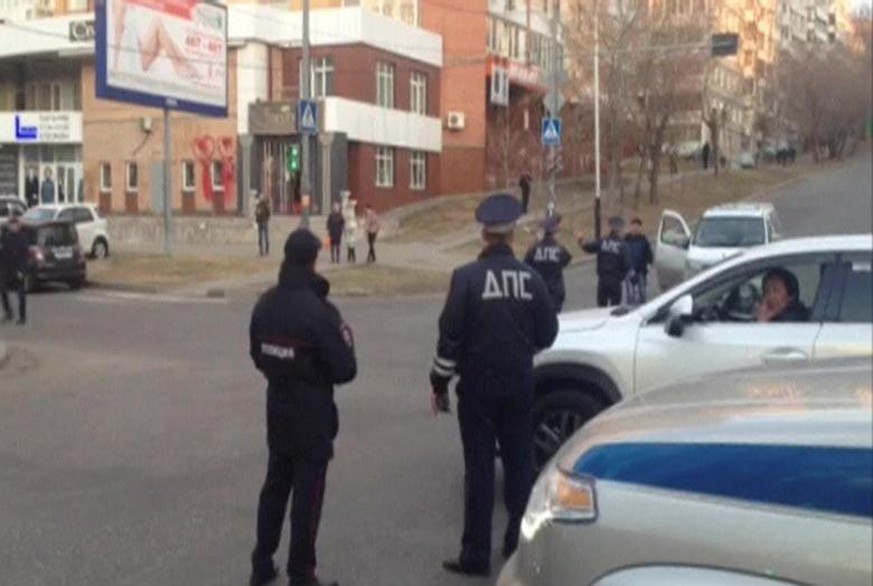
left=524, top=214, right=572, bottom=312
left=623, top=217, right=653, bottom=305
left=578, top=215, right=630, bottom=307
left=431, top=193, right=559, bottom=578
left=249, top=229, right=357, bottom=586
left=255, top=195, right=271, bottom=257
left=325, top=202, right=345, bottom=264
left=702, top=142, right=711, bottom=170
left=518, top=173, right=532, bottom=214
left=1, top=211, right=30, bottom=325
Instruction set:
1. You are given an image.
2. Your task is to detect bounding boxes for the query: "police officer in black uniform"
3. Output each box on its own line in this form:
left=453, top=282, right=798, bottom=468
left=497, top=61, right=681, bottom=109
left=430, top=193, right=559, bottom=577
left=524, top=213, right=572, bottom=312
left=578, top=215, right=630, bottom=308
left=249, top=229, right=357, bottom=586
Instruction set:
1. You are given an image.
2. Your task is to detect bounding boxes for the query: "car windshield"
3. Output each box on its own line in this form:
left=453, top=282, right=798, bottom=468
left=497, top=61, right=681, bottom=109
left=694, top=217, right=765, bottom=248
left=23, top=208, right=57, bottom=222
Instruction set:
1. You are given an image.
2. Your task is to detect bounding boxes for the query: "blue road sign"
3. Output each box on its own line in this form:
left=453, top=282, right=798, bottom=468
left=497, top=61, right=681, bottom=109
left=298, top=100, right=318, bottom=134
left=542, top=117, right=561, bottom=147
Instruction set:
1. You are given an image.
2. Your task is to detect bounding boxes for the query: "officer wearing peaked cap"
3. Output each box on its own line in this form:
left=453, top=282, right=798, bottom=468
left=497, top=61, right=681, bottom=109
left=430, top=193, right=559, bottom=577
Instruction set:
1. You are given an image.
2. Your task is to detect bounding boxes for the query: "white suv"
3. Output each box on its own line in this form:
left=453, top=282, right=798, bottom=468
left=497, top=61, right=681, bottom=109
left=655, top=203, right=782, bottom=291
left=24, top=204, right=111, bottom=259
left=531, top=234, right=872, bottom=468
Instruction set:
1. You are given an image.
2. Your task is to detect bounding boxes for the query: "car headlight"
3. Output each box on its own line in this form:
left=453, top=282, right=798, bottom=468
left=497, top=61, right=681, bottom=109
left=521, top=461, right=597, bottom=541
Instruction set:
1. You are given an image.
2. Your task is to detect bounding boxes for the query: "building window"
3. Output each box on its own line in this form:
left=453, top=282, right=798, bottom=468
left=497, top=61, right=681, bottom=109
left=299, top=56, right=335, bottom=98
left=212, top=161, right=224, bottom=191
left=99, top=162, right=111, bottom=193
left=410, top=151, right=426, bottom=190
left=125, top=162, right=138, bottom=192
left=375, top=146, right=394, bottom=188
left=182, top=160, right=195, bottom=192
left=312, top=57, right=334, bottom=98
left=376, top=62, right=395, bottom=108
left=410, top=72, right=427, bottom=115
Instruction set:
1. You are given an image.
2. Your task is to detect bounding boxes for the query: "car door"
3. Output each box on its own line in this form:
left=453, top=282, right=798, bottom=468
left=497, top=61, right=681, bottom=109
left=74, top=207, right=96, bottom=250
left=813, top=251, right=873, bottom=360
left=633, top=252, right=839, bottom=395
left=654, top=209, right=692, bottom=291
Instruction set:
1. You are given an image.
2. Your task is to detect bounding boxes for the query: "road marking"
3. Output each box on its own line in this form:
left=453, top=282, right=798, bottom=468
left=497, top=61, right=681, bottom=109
left=79, top=291, right=229, bottom=305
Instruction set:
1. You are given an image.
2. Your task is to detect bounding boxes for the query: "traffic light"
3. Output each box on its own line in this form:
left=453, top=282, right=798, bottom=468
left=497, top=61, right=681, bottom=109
left=287, top=144, right=300, bottom=173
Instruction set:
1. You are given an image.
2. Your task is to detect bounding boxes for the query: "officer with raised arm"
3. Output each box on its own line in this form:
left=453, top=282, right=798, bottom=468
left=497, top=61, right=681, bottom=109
left=430, top=193, right=559, bottom=578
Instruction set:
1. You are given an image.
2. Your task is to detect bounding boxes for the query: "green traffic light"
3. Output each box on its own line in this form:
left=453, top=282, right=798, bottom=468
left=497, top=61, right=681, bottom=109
left=287, top=145, right=300, bottom=172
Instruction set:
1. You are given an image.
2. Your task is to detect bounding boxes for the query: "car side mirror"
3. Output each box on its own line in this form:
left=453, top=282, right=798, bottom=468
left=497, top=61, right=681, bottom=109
left=678, top=236, right=690, bottom=249
left=665, top=294, right=694, bottom=337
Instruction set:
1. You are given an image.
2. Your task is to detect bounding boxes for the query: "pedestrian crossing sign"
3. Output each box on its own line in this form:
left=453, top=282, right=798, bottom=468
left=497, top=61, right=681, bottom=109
left=542, top=117, right=561, bottom=147
left=298, top=100, right=318, bottom=135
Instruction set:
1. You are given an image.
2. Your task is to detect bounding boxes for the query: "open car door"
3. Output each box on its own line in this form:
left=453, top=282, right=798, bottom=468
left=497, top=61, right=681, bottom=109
left=655, top=209, right=692, bottom=291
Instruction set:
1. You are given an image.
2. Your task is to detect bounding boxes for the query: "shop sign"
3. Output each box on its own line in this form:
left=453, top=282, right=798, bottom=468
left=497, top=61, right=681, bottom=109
left=0, top=112, right=83, bottom=144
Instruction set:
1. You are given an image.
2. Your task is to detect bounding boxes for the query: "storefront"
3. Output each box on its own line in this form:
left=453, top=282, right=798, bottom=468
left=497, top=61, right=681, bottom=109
left=0, top=111, right=84, bottom=205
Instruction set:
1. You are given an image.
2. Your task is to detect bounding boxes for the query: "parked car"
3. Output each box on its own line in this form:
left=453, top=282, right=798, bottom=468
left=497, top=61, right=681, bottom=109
left=531, top=234, right=872, bottom=468
left=0, top=195, right=27, bottom=226
left=500, top=359, right=873, bottom=586
left=655, top=203, right=782, bottom=291
left=23, top=204, right=110, bottom=259
left=19, top=219, right=87, bottom=290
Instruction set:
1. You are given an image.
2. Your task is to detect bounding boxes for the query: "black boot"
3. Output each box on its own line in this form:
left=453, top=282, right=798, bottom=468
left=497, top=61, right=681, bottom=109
left=249, top=565, right=278, bottom=586
left=441, top=559, right=490, bottom=577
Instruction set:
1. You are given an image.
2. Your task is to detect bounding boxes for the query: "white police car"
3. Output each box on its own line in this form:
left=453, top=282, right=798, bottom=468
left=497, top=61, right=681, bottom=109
left=500, top=359, right=873, bottom=586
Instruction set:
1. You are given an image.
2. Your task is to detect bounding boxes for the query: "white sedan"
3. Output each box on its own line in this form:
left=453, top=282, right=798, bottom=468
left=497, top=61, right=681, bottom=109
left=24, top=204, right=111, bottom=259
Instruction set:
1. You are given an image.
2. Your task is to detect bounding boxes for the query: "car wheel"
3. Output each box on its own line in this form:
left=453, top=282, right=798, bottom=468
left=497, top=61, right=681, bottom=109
left=68, top=278, right=84, bottom=291
left=92, top=238, right=109, bottom=259
left=533, top=390, right=608, bottom=470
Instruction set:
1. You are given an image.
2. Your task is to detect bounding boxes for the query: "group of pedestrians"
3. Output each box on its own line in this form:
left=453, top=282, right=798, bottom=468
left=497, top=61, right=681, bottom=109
left=251, top=193, right=380, bottom=265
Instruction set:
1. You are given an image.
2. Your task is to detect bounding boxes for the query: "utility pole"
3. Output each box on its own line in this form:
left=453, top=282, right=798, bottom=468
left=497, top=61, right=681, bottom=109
left=163, top=107, right=173, bottom=255
left=548, top=0, right=560, bottom=208
left=300, top=0, right=311, bottom=228
left=593, top=0, right=602, bottom=239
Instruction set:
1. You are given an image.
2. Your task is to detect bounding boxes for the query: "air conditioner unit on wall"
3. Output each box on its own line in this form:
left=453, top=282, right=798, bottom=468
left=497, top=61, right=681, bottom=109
left=446, top=111, right=465, bottom=131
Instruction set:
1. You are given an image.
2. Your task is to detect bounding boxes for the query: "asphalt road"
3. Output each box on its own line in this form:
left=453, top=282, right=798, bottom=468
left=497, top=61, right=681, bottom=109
left=1, top=153, right=870, bottom=586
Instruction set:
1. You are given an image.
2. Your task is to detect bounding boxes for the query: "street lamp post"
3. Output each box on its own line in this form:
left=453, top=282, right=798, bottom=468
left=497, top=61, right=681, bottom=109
left=300, top=0, right=311, bottom=228
left=593, top=0, right=602, bottom=239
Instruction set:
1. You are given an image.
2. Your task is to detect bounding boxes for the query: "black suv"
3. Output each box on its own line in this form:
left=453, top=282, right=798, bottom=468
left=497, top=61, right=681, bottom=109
left=19, top=220, right=87, bottom=290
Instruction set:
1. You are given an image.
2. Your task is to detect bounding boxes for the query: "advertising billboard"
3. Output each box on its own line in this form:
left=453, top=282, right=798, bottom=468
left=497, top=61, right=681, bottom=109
left=95, top=0, right=228, bottom=117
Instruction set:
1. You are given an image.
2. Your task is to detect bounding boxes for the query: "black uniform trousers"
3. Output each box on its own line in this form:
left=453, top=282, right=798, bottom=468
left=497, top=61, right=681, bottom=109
left=0, top=271, right=26, bottom=321
left=597, top=278, right=622, bottom=308
left=252, top=449, right=328, bottom=582
left=456, top=380, right=534, bottom=568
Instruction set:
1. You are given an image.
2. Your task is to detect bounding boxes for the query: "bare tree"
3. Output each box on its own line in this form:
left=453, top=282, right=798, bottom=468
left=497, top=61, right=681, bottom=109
left=565, top=0, right=709, bottom=206
left=485, top=98, right=541, bottom=189
left=775, top=38, right=871, bottom=161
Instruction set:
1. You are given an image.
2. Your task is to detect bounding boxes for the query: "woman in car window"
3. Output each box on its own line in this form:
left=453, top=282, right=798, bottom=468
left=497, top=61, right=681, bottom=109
left=756, top=268, right=810, bottom=323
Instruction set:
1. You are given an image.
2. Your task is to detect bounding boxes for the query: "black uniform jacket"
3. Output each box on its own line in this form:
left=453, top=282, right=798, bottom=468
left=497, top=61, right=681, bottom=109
left=581, top=233, right=630, bottom=282
left=524, top=234, right=572, bottom=310
left=432, top=243, right=559, bottom=395
left=250, top=264, right=357, bottom=461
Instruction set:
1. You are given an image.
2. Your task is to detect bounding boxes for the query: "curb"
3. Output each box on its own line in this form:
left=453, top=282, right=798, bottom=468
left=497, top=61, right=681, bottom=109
left=85, top=280, right=160, bottom=295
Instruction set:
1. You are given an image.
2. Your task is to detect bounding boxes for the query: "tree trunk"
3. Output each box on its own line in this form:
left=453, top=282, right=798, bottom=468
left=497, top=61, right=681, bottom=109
left=649, top=151, right=662, bottom=205
left=634, top=151, right=646, bottom=208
